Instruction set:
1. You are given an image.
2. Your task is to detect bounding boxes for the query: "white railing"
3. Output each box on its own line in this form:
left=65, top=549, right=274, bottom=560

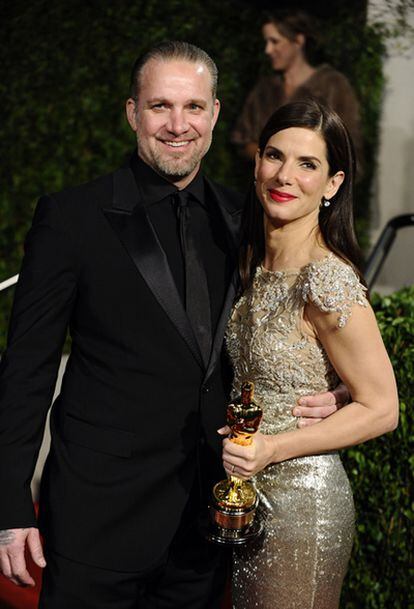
left=0, top=274, right=18, bottom=292
left=0, top=270, right=57, bottom=499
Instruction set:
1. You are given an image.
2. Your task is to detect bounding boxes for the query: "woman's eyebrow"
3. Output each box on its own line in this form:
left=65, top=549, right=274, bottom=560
left=264, top=147, right=322, bottom=164
left=298, top=155, right=322, bottom=165
left=265, top=146, right=283, bottom=155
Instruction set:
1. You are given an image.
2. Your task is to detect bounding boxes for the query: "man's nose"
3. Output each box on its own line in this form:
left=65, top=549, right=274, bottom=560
left=166, top=110, right=189, bottom=135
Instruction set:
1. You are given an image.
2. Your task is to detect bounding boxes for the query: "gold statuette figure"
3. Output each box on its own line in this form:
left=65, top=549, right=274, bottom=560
left=207, top=381, right=263, bottom=545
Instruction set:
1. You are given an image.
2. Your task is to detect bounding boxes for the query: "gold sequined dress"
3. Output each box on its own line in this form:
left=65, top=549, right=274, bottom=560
left=225, top=254, right=368, bottom=609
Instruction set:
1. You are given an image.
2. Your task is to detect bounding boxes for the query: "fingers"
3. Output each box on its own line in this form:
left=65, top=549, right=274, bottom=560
left=217, top=425, right=231, bottom=435
left=223, top=459, right=251, bottom=480
left=5, top=546, right=35, bottom=587
left=222, top=439, right=255, bottom=479
left=293, top=389, right=344, bottom=421
left=297, top=417, right=323, bottom=428
left=27, top=529, right=46, bottom=568
left=293, top=403, right=338, bottom=419
left=296, top=390, right=337, bottom=408
left=0, top=527, right=41, bottom=587
left=294, top=384, right=350, bottom=417
left=0, top=553, right=12, bottom=580
left=222, top=437, right=248, bottom=458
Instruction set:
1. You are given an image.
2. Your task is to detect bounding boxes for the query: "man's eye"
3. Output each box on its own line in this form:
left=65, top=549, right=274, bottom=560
left=151, top=103, right=167, bottom=110
left=189, top=104, right=202, bottom=110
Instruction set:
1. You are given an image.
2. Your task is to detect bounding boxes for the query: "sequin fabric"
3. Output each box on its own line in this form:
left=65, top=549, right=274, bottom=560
left=226, top=254, right=368, bottom=609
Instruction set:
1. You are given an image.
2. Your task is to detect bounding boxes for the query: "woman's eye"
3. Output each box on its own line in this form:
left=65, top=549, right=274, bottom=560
left=265, top=151, right=281, bottom=160
left=302, top=161, right=317, bottom=170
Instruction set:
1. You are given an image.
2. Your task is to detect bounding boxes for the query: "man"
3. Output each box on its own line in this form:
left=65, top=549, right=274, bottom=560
left=0, top=41, right=345, bottom=608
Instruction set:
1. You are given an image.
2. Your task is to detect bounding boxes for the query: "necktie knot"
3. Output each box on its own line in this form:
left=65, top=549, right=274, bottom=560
left=175, top=190, right=190, bottom=211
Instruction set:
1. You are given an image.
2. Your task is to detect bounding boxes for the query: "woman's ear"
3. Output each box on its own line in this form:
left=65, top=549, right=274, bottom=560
left=324, top=171, right=345, bottom=200
left=254, top=150, right=261, bottom=181
left=295, top=33, right=306, bottom=50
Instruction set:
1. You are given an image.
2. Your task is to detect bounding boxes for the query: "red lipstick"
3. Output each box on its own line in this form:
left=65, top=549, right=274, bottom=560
left=268, top=189, right=296, bottom=203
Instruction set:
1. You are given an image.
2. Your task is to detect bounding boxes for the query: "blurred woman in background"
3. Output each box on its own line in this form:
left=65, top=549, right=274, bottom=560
left=232, top=9, right=364, bottom=176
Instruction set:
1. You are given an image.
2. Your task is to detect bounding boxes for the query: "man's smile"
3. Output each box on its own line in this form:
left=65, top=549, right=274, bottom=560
left=161, top=140, right=193, bottom=148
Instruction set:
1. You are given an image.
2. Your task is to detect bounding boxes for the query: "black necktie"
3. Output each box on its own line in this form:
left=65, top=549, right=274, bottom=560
left=175, top=190, right=212, bottom=366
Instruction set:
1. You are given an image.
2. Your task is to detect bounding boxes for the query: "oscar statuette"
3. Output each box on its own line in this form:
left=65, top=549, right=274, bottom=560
left=207, top=381, right=263, bottom=545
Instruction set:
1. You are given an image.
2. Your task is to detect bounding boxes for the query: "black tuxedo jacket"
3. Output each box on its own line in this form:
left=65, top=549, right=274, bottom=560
left=0, top=163, right=243, bottom=571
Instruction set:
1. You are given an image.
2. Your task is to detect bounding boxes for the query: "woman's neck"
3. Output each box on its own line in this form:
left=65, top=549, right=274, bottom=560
left=283, top=57, right=316, bottom=97
left=263, top=218, right=327, bottom=271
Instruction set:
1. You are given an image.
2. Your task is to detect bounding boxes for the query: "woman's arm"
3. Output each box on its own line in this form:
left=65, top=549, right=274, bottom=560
left=221, top=302, right=398, bottom=479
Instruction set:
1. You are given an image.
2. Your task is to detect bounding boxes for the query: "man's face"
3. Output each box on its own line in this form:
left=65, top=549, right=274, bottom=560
left=126, top=59, right=220, bottom=188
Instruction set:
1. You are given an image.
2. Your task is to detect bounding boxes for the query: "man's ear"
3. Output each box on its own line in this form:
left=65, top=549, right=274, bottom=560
left=126, top=98, right=138, bottom=132
left=211, top=98, right=221, bottom=129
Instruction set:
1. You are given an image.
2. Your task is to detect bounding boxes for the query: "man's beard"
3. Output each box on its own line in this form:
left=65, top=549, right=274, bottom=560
left=150, top=149, right=201, bottom=180
left=137, top=133, right=212, bottom=182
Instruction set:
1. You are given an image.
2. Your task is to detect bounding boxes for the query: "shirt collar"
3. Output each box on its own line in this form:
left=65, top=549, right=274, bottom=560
left=130, top=150, right=206, bottom=208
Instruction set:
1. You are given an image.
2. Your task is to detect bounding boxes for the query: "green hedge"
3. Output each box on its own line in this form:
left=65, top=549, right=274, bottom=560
left=341, top=286, right=414, bottom=609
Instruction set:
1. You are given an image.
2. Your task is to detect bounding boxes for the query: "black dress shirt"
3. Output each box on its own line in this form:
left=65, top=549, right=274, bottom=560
left=130, top=152, right=231, bottom=333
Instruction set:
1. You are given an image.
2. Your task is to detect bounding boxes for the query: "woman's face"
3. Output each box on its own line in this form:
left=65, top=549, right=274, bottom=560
left=255, top=127, right=344, bottom=228
left=262, top=22, right=303, bottom=71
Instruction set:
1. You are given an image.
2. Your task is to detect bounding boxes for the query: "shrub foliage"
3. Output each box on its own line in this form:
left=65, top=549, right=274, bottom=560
left=341, top=286, right=414, bottom=609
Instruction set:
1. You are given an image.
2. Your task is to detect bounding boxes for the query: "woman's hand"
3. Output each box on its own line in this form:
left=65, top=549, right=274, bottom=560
left=218, top=427, right=277, bottom=480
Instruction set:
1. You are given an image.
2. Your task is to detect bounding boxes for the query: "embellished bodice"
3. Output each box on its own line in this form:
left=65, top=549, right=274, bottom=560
left=225, top=254, right=368, bottom=436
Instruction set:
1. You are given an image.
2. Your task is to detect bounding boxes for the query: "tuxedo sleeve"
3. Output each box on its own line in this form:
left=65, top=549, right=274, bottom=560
left=0, top=195, right=78, bottom=529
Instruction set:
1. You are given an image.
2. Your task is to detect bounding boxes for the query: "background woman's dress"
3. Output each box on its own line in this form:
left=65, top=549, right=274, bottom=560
left=225, top=254, right=368, bottom=609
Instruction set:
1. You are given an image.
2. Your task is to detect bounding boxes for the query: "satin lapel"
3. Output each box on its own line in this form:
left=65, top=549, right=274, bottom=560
left=204, top=179, right=242, bottom=257
left=203, top=180, right=243, bottom=382
left=103, top=167, right=204, bottom=370
left=204, top=269, right=238, bottom=383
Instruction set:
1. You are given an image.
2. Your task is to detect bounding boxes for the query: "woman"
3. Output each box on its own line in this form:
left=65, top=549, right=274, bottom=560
left=232, top=10, right=363, bottom=176
left=221, top=100, right=398, bottom=608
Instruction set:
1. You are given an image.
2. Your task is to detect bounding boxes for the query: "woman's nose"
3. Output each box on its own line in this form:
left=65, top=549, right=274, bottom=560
left=276, top=162, right=294, bottom=185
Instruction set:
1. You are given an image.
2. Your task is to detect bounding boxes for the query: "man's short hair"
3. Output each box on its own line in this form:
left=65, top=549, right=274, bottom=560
left=130, top=40, right=218, bottom=101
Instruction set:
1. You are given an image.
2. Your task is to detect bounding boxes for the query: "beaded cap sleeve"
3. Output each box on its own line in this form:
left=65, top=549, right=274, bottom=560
left=299, top=254, right=368, bottom=328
